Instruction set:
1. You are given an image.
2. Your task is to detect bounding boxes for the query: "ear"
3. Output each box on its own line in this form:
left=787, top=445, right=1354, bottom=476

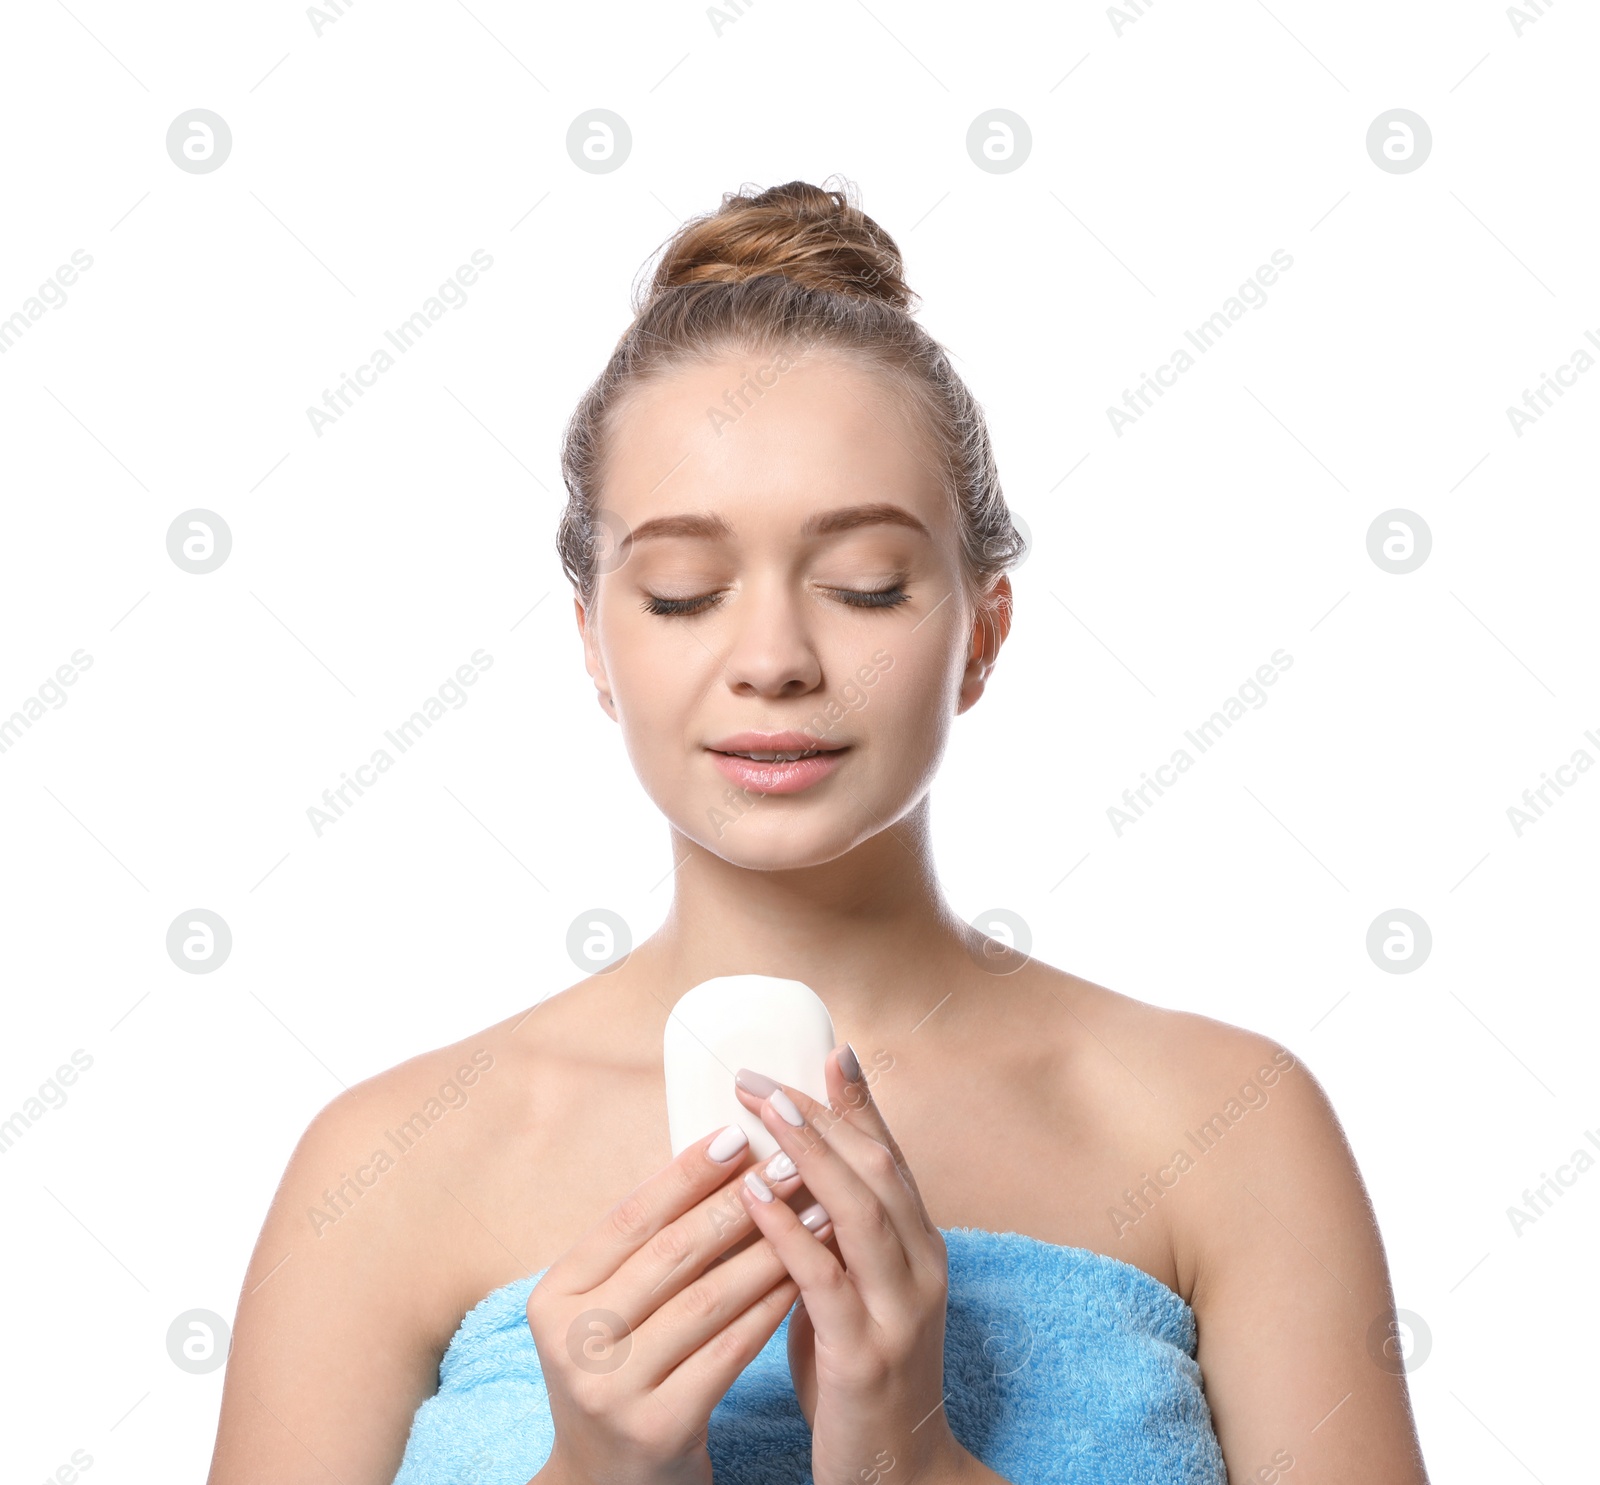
left=955, top=574, right=1012, bottom=716
left=575, top=593, right=618, bottom=722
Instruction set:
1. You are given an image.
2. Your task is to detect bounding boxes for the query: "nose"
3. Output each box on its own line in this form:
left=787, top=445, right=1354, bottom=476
left=719, top=578, right=823, bottom=699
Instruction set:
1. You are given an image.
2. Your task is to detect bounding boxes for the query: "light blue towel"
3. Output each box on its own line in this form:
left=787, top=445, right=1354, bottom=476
left=391, top=1226, right=1227, bottom=1484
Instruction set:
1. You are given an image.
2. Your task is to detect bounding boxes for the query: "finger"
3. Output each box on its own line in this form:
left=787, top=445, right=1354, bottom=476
left=826, top=1043, right=929, bottom=1212
left=549, top=1123, right=779, bottom=1298
left=633, top=1216, right=799, bottom=1389
left=734, top=1070, right=922, bottom=1293
left=656, top=1269, right=801, bottom=1425
left=786, top=1291, right=818, bottom=1428
left=740, top=1064, right=929, bottom=1249
left=737, top=1161, right=870, bottom=1344
left=610, top=1140, right=815, bottom=1328
left=701, top=1143, right=815, bottom=1271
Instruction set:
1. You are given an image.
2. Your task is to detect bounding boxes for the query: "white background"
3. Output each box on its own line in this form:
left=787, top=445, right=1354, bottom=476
left=1, top=1, right=1595, bottom=1481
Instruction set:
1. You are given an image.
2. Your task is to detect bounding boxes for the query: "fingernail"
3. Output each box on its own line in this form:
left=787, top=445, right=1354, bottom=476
left=707, top=1124, right=748, bottom=1162
left=839, top=1043, right=862, bottom=1083
left=765, top=1150, right=797, bottom=1182
left=798, top=1201, right=830, bottom=1232
left=770, top=1089, right=806, bottom=1127
left=744, top=1170, right=773, bottom=1202
left=735, top=1068, right=780, bottom=1097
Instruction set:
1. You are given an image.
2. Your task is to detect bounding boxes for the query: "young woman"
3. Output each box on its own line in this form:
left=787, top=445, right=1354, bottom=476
left=206, top=179, right=1431, bottom=1485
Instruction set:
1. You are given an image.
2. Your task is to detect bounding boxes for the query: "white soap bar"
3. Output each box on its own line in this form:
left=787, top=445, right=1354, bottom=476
left=663, top=974, right=836, bottom=1161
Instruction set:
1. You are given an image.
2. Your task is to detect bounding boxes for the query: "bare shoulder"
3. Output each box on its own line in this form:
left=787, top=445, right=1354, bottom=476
left=1015, top=964, right=1366, bottom=1291
left=1032, top=962, right=1298, bottom=1090
left=1019, top=962, right=1308, bottom=1139
left=1085, top=984, right=1378, bottom=1293
left=1037, top=969, right=1425, bottom=1479
left=1037, top=964, right=1319, bottom=1145
left=206, top=998, right=566, bottom=1485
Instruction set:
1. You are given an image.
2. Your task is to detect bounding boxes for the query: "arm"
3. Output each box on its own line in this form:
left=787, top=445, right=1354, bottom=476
left=205, top=1079, right=450, bottom=1484
left=1185, top=1036, right=1430, bottom=1485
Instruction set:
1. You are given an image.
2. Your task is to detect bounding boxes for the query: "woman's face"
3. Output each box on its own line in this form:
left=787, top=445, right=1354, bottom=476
left=577, top=348, right=1010, bottom=870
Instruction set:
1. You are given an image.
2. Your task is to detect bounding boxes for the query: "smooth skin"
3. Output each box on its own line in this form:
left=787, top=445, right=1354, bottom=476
left=525, top=1120, right=823, bottom=1485
left=205, top=348, right=1430, bottom=1485
left=731, top=1053, right=973, bottom=1485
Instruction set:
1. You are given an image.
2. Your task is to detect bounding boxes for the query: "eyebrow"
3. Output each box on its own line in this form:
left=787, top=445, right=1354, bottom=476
left=619, top=502, right=931, bottom=555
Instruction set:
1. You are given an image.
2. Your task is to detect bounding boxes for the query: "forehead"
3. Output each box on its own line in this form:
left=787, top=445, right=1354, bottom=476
left=598, top=350, right=951, bottom=539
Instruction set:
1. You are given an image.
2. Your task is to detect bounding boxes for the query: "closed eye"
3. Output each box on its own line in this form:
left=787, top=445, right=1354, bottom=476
left=642, top=584, right=910, bottom=617
left=831, top=584, right=910, bottom=609
left=642, top=592, right=723, bottom=617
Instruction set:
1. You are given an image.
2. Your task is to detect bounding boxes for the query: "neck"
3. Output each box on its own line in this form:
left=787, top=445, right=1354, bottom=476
left=626, top=794, right=973, bottom=1031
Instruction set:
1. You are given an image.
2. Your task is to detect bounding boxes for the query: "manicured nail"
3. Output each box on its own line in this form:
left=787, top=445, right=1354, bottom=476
left=707, top=1124, right=748, bottom=1162
left=744, top=1170, right=773, bottom=1202
left=839, top=1042, right=862, bottom=1083
left=735, top=1068, right=780, bottom=1097
left=770, top=1089, right=805, bottom=1127
left=798, top=1201, right=830, bottom=1233
left=765, top=1150, right=797, bottom=1182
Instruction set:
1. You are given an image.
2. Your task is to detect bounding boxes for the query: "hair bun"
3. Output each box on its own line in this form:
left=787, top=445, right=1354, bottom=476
left=635, top=176, right=915, bottom=315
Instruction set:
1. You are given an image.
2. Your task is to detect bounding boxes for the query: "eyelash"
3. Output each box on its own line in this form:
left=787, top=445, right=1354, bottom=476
left=642, top=584, right=910, bottom=617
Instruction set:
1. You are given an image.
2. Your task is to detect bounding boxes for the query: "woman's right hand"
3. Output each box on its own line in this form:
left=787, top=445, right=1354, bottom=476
left=525, top=1123, right=832, bottom=1485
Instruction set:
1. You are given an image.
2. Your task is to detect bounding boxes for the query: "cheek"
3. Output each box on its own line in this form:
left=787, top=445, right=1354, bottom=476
left=858, top=641, right=960, bottom=748
left=603, top=634, right=723, bottom=790
left=614, top=658, right=688, bottom=745
left=601, top=610, right=694, bottom=707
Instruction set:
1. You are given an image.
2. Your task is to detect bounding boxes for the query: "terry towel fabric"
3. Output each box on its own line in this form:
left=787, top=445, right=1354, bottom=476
left=391, top=1226, right=1228, bottom=1484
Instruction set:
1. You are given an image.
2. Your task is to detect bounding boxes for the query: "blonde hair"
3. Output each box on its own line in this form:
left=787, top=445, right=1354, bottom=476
left=556, top=176, right=1023, bottom=620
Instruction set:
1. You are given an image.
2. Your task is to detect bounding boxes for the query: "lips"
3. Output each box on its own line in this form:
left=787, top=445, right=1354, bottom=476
left=707, top=730, right=848, bottom=757
left=706, top=731, right=850, bottom=795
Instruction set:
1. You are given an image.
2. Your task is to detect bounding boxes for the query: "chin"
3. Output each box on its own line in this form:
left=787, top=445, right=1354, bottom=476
left=686, top=815, right=867, bottom=871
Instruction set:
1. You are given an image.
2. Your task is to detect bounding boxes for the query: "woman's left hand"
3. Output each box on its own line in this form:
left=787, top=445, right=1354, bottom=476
left=733, top=1047, right=981, bottom=1485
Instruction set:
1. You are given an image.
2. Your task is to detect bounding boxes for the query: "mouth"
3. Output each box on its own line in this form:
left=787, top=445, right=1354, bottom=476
left=705, top=738, right=850, bottom=795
